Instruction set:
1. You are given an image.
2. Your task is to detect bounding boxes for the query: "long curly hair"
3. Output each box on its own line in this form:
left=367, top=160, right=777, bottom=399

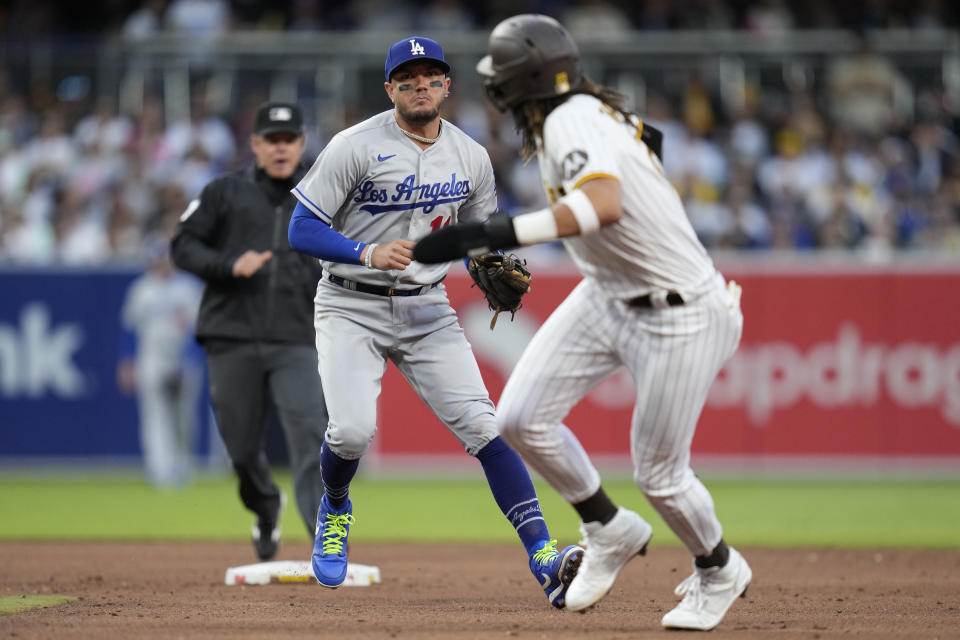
left=511, top=78, right=634, bottom=161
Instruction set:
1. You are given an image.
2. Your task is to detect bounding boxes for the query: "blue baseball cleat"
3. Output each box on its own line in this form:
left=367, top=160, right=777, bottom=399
left=312, top=495, right=355, bottom=588
left=530, top=540, right=585, bottom=609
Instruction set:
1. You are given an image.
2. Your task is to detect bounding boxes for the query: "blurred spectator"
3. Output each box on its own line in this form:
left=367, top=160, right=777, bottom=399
left=160, top=95, right=236, bottom=179
left=744, top=0, right=794, bottom=33
left=562, top=0, right=633, bottom=40
left=26, top=111, right=76, bottom=176
left=644, top=92, right=688, bottom=182
left=74, top=98, right=134, bottom=154
left=354, top=0, right=415, bottom=31
left=2, top=3, right=960, bottom=261
left=123, top=0, right=168, bottom=41
left=288, top=0, right=323, bottom=31
left=638, top=0, right=672, bottom=30
left=117, top=235, right=204, bottom=488
left=418, top=0, right=478, bottom=32
left=911, top=119, right=954, bottom=197
left=911, top=0, right=949, bottom=30
left=671, top=0, right=735, bottom=30
left=165, top=0, right=230, bottom=36
left=685, top=182, right=735, bottom=247
left=106, top=189, right=145, bottom=259
left=727, top=85, right=770, bottom=167
left=726, top=182, right=774, bottom=249
left=827, top=33, right=909, bottom=140
left=52, top=187, right=110, bottom=264
left=164, top=0, right=232, bottom=69
left=0, top=206, right=55, bottom=262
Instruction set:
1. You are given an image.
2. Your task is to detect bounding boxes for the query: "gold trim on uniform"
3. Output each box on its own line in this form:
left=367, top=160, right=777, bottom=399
left=543, top=182, right=567, bottom=204
left=572, top=172, right=619, bottom=190
left=544, top=173, right=619, bottom=203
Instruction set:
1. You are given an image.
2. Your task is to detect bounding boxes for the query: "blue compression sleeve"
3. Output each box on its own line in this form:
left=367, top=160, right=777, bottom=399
left=320, top=442, right=359, bottom=510
left=289, top=201, right=365, bottom=264
left=476, top=436, right=551, bottom=556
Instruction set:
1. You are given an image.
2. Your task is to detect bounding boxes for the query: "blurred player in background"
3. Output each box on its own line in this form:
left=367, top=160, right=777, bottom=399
left=171, top=101, right=327, bottom=561
left=117, top=234, right=204, bottom=489
left=287, top=35, right=584, bottom=608
left=414, top=15, right=751, bottom=630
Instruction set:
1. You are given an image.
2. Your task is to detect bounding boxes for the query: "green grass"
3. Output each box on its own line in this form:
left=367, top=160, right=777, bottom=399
left=1, top=473, right=958, bottom=547
left=0, top=595, right=76, bottom=615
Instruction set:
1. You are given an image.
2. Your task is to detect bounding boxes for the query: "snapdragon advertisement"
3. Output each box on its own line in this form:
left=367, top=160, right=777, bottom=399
left=376, top=263, right=960, bottom=461
left=2, top=263, right=958, bottom=463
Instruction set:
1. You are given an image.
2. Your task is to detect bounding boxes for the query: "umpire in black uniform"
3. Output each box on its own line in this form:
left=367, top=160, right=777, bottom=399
left=171, top=102, right=326, bottom=560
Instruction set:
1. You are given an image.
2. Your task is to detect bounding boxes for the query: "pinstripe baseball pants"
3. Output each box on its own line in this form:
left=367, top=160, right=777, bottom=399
left=498, top=274, right=742, bottom=556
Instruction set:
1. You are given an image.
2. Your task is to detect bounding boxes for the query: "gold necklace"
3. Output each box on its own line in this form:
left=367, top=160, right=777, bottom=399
left=398, top=120, right=442, bottom=144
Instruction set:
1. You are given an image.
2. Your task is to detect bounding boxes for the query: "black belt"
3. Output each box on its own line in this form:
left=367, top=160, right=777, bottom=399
left=327, top=274, right=444, bottom=297
left=628, top=291, right=685, bottom=308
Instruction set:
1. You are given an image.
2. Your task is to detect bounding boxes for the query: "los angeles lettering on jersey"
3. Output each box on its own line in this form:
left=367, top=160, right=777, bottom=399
left=354, top=173, right=470, bottom=215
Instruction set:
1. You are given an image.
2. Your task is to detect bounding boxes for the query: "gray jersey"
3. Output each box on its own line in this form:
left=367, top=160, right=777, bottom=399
left=293, top=109, right=497, bottom=287
left=121, top=271, right=202, bottom=378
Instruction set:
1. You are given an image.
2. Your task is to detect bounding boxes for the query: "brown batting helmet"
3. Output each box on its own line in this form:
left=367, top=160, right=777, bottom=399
left=476, top=14, right=583, bottom=112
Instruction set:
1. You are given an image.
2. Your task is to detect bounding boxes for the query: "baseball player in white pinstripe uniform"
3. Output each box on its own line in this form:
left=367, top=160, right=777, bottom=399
left=288, top=36, right=585, bottom=607
left=414, top=15, right=751, bottom=630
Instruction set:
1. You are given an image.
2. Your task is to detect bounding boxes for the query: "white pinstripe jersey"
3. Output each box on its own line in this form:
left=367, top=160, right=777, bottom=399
left=293, top=109, right=498, bottom=287
left=538, top=94, right=715, bottom=300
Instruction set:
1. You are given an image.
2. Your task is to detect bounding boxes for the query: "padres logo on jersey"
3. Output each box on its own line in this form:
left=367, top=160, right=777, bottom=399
left=561, top=150, right=588, bottom=181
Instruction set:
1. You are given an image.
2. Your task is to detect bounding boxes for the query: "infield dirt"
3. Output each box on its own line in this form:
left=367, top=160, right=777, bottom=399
left=1, top=542, right=957, bottom=639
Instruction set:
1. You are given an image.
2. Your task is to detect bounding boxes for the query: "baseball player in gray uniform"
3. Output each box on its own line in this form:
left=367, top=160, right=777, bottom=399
left=118, top=237, right=204, bottom=488
left=413, top=15, right=751, bottom=631
left=287, top=36, right=584, bottom=607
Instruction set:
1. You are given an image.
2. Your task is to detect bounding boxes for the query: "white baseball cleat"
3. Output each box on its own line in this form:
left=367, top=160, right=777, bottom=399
left=661, top=546, right=752, bottom=631
left=564, top=507, right=653, bottom=612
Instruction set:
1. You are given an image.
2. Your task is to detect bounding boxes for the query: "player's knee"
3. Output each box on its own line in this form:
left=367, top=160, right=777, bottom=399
left=633, top=461, right=691, bottom=497
left=497, top=421, right=522, bottom=451
left=499, top=418, right=558, bottom=458
left=496, top=408, right=525, bottom=445
left=496, top=392, right=527, bottom=436
left=323, top=422, right=375, bottom=459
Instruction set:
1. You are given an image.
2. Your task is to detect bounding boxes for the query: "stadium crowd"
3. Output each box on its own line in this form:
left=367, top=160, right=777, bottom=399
left=1, top=0, right=959, bottom=263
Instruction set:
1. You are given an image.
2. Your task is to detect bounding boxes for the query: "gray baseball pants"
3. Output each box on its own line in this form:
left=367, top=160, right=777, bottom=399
left=204, top=339, right=327, bottom=534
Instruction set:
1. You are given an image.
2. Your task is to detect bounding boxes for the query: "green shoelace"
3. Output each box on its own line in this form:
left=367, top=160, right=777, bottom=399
left=321, top=512, right=356, bottom=555
left=532, top=539, right=560, bottom=567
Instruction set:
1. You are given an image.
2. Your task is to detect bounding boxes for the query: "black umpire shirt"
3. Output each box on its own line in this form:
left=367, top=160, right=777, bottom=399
left=171, top=162, right=321, bottom=346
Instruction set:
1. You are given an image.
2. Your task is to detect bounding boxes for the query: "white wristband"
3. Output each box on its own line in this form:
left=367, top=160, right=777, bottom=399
left=560, top=189, right=600, bottom=235
left=363, top=243, right=378, bottom=268
left=513, top=208, right=559, bottom=245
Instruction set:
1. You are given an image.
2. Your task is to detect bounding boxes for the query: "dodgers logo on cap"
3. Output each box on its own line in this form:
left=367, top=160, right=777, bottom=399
left=385, top=36, right=451, bottom=81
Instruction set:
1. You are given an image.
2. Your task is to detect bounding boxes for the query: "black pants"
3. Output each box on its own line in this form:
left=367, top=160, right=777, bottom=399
left=204, top=339, right=327, bottom=534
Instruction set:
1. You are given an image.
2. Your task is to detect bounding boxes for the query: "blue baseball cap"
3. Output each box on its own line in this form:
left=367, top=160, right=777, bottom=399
left=384, top=36, right=450, bottom=81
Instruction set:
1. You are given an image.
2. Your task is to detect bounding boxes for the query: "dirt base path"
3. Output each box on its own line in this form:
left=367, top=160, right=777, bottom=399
left=1, top=542, right=957, bottom=639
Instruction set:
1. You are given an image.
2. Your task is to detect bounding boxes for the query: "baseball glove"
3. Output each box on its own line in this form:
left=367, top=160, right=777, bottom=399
left=468, top=253, right=532, bottom=330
